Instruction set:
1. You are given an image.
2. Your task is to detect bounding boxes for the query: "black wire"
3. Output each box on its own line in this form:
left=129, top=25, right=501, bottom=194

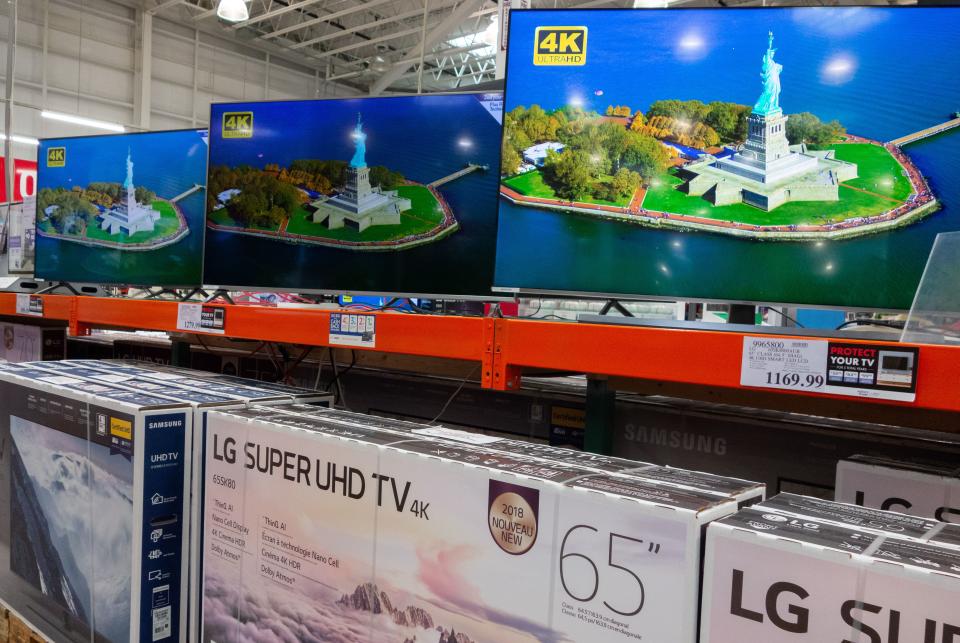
left=427, top=364, right=480, bottom=425
left=761, top=306, right=805, bottom=329
left=836, top=319, right=905, bottom=331
left=519, top=299, right=543, bottom=319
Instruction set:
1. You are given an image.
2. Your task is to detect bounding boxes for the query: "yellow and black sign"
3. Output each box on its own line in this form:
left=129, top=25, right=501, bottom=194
left=110, top=417, right=133, bottom=441
left=222, top=111, right=254, bottom=139
left=46, top=147, right=66, bottom=167
left=533, top=26, right=587, bottom=66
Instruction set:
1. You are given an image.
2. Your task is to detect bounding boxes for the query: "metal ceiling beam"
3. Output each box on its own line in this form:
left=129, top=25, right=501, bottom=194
left=298, top=24, right=423, bottom=54
left=259, top=0, right=395, bottom=39
left=147, top=0, right=188, bottom=14
left=229, top=0, right=326, bottom=29
left=285, top=1, right=459, bottom=49
left=369, top=0, right=486, bottom=95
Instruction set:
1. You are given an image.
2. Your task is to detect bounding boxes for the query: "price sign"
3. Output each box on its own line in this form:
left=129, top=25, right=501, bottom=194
left=15, top=293, right=43, bottom=317
left=740, top=336, right=918, bottom=402
left=329, top=313, right=375, bottom=348
left=176, top=303, right=226, bottom=334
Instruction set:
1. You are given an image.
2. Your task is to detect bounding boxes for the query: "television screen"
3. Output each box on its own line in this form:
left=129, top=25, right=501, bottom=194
left=203, top=93, right=503, bottom=297
left=35, top=130, right=207, bottom=287
left=495, top=8, right=960, bottom=309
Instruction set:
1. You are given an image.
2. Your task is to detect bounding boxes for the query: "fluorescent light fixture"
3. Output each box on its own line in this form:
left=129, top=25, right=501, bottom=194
left=0, top=134, right=40, bottom=146
left=41, top=110, right=125, bottom=133
left=217, top=0, right=249, bottom=22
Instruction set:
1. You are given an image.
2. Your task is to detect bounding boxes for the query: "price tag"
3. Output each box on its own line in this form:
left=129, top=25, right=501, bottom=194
left=740, top=336, right=918, bottom=402
left=176, top=303, right=226, bottom=334
left=15, top=293, right=43, bottom=317
left=329, top=313, right=376, bottom=348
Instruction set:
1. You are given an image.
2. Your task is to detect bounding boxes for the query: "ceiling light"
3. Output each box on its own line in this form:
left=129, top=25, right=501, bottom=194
left=0, top=134, right=40, bottom=146
left=41, top=111, right=125, bottom=133
left=217, top=0, right=249, bottom=22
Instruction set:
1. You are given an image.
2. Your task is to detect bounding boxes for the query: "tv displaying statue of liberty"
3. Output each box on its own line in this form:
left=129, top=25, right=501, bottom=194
left=753, top=31, right=782, bottom=116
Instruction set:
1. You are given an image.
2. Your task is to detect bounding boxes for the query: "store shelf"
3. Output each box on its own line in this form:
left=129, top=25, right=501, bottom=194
left=3, top=294, right=959, bottom=415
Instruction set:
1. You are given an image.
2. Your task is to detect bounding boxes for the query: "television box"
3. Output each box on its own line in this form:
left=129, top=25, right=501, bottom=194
left=8, top=360, right=332, bottom=641
left=931, top=523, right=960, bottom=550
left=700, top=502, right=960, bottom=642
left=36, top=129, right=207, bottom=287
left=836, top=455, right=960, bottom=523
left=256, top=403, right=765, bottom=506
left=0, top=319, right=65, bottom=363
left=8, top=610, right=46, bottom=643
left=0, top=365, right=194, bottom=643
left=201, top=405, right=737, bottom=643
left=756, top=492, right=943, bottom=541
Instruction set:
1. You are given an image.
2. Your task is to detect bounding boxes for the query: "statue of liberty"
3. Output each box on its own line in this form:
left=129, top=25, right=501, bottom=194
left=349, top=113, right=367, bottom=168
left=753, top=31, right=782, bottom=116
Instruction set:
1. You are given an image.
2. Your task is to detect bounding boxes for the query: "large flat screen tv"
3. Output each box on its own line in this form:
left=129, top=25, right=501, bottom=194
left=494, top=7, right=960, bottom=309
left=203, top=93, right=503, bottom=297
left=36, top=129, right=208, bottom=286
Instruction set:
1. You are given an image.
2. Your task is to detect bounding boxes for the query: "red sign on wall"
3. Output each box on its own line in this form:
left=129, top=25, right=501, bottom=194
left=0, top=158, right=38, bottom=203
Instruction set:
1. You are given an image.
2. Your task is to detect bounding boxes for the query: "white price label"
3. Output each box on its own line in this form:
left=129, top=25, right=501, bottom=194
left=740, top=336, right=917, bottom=402
left=329, top=313, right=376, bottom=347
left=740, top=337, right=828, bottom=392
left=15, top=293, right=43, bottom=317
left=176, top=303, right=226, bottom=334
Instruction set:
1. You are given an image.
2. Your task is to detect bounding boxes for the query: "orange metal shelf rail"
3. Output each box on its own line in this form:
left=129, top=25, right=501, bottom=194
left=0, top=293, right=494, bottom=380
left=2, top=293, right=958, bottom=413
left=491, top=317, right=960, bottom=412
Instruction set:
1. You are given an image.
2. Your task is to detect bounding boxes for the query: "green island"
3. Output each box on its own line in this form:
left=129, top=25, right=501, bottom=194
left=37, top=184, right=189, bottom=249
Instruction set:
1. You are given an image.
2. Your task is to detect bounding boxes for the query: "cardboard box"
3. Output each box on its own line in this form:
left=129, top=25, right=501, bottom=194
left=257, top=403, right=766, bottom=507
left=8, top=611, right=46, bottom=643
left=0, top=320, right=65, bottom=363
left=0, top=365, right=193, bottom=643
left=200, top=406, right=738, bottom=643
left=6, top=360, right=331, bottom=642
left=837, top=455, right=960, bottom=522
left=700, top=499, right=960, bottom=642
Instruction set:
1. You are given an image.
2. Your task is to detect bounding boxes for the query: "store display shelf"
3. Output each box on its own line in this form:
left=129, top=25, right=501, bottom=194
left=3, top=294, right=958, bottom=414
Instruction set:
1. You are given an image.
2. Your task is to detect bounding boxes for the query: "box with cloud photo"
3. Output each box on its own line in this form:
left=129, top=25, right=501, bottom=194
left=201, top=406, right=738, bottom=643
left=0, top=363, right=193, bottom=643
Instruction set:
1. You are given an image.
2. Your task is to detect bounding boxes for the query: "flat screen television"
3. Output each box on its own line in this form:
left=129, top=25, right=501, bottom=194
left=203, top=93, right=503, bottom=298
left=494, top=7, right=960, bottom=309
left=35, top=129, right=208, bottom=286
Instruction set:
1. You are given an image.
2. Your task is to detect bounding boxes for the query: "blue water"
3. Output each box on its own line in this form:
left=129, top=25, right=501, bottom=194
left=36, top=130, right=207, bottom=286
left=203, top=95, right=502, bottom=295
left=495, top=8, right=960, bottom=308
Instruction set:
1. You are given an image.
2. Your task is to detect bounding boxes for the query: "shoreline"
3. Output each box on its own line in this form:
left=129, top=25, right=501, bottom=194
left=501, top=136, right=940, bottom=241
left=205, top=181, right=459, bottom=251
left=36, top=198, right=191, bottom=251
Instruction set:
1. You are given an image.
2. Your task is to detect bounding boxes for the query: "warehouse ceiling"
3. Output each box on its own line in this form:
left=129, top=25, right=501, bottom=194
left=136, top=0, right=911, bottom=95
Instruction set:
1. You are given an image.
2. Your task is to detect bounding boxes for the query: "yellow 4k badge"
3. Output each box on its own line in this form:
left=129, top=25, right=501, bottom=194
left=222, top=111, right=254, bottom=138
left=47, top=147, right=66, bottom=167
left=533, top=26, right=587, bottom=66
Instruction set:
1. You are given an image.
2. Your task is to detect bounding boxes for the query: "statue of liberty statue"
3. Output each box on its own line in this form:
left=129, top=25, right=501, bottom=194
left=349, top=113, right=367, bottom=169
left=753, top=31, right=783, bottom=116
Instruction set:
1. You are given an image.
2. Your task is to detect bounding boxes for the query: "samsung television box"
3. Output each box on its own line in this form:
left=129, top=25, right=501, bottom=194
left=201, top=406, right=737, bottom=643
left=257, top=403, right=766, bottom=506
left=0, top=365, right=193, bottom=643
left=700, top=498, right=960, bottom=643
left=837, top=455, right=960, bottom=523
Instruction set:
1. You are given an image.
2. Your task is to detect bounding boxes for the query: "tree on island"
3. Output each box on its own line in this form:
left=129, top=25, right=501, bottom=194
left=37, top=187, right=98, bottom=234
left=605, top=105, right=633, bottom=117
left=501, top=139, right=523, bottom=175
left=646, top=99, right=750, bottom=143
left=543, top=149, right=595, bottom=201
left=786, top=112, right=846, bottom=147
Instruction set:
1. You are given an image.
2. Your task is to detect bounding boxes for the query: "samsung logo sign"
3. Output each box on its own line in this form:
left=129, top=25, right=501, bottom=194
left=149, top=419, right=183, bottom=430
left=622, top=424, right=727, bottom=456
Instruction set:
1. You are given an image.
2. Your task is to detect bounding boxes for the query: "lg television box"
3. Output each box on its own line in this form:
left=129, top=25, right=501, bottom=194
left=837, top=455, right=960, bottom=523
left=0, top=320, right=65, bottom=363
left=201, top=406, right=737, bottom=643
left=0, top=365, right=193, bottom=643
left=263, top=403, right=765, bottom=506
left=700, top=502, right=960, bottom=642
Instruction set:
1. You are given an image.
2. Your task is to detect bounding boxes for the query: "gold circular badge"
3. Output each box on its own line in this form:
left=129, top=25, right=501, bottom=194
left=489, top=491, right=538, bottom=555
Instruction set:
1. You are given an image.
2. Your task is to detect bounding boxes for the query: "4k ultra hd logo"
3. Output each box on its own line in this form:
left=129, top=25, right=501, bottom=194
left=46, top=146, right=66, bottom=167
left=222, top=111, right=253, bottom=138
left=534, top=26, right=587, bottom=66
